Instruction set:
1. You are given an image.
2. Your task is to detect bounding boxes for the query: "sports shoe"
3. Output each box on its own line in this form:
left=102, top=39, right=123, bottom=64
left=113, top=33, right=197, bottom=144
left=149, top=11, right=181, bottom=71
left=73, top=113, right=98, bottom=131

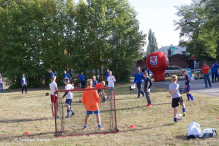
left=146, top=104, right=149, bottom=106
left=173, top=121, right=177, bottom=124
left=102, top=100, right=105, bottom=103
left=56, top=116, right=60, bottom=119
left=148, top=104, right=153, bottom=107
left=65, top=116, right=70, bottom=118
left=137, top=97, right=139, bottom=99
left=70, top=112, right=75, bottom=117
left=142, top=95, right=145, bottom=98
left=183, top=112, right=186, bottom=116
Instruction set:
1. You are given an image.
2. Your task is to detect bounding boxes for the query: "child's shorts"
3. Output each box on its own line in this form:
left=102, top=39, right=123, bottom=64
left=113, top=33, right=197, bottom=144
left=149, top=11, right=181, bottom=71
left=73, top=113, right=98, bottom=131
left=172, top=96, right=184, bottom=108
left=108, top=87, right=114, bottom=91
left=98, top=90, right=102, bottom=94
left=51, top=95, right=58, bottom=103
left=86, top=110, right=100, bottom=115
left=65, top=99, right=72, bottom=106
left=185, top=85, right=190, bottom=92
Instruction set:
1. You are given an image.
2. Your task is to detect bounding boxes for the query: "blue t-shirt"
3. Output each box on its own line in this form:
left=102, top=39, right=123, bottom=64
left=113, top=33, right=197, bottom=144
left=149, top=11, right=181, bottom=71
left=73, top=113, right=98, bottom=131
left=169, top=83, right=181, bottom=98
left=106, top=72, right=109, bottom=80
left=64, top=73, right=71, bottom=81
left=134, top=72, right=145, bottom=83
left=211, top=67, right=215, bottom=75
left=50, top=72, right=55, bottom=79
left=214, top=63, right=218, bottom=70
left=93, top=80, right=98, bottom=87
left=79, top=75, right=85, bottom=81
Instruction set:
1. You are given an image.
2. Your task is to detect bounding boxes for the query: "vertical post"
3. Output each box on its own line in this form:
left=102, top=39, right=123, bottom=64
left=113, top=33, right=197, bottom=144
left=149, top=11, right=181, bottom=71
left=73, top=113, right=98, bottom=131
left=113, top=88, right=118, bottom=130
left=54, top=93, right=57, bottom=136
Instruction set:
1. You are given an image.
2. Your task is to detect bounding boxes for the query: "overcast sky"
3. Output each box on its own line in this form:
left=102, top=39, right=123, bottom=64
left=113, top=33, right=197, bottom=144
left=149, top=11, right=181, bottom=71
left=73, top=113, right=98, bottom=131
left=74, top=0, right=193, bottom=49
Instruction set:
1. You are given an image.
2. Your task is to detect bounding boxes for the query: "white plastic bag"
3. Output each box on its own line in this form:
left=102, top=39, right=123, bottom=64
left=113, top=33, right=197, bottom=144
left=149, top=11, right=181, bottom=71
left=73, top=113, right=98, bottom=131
left=187, top=122, right=201, bottom=137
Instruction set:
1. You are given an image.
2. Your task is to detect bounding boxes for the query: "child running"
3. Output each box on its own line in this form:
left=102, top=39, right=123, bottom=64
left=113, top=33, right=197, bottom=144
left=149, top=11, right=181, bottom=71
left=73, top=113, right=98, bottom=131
left=62, top=78, right=75, bottom=118
left=143, top=72, right=152, bottom=107
left=49, top=76, right=59, bottom=119
left=92, top=76, right=98, bottom=87
left=184, top=70, right=194, bottom=101
left=167, top=75, right=186, bottom=124
left=107, top=71, right=116, bottom=99
left=82, top=79, right=102, bottom=130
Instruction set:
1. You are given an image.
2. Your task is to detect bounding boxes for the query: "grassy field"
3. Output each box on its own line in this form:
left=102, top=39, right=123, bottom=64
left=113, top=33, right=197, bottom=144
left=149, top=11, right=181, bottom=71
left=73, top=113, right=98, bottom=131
left=0, top=83, right=219, bottom=146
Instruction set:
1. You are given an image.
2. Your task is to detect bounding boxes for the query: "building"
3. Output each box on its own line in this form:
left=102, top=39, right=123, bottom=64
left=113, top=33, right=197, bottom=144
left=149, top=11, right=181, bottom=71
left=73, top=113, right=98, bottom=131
left=155, top=45, right=188, bottom=56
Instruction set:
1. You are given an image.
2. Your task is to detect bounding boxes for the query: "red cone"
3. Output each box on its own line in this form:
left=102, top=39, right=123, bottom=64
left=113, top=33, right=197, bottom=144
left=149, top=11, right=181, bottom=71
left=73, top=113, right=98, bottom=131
left=129, top=125, right=135, bottom=128
left=25, top=131, right=30, bottom=135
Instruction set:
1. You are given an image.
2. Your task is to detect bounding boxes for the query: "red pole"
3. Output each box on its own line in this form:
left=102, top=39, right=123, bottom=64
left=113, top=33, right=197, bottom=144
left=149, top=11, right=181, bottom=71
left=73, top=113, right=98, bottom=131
left=54, top=94, right=57, bottom=136
left=113, top=88, right=118, bottom=130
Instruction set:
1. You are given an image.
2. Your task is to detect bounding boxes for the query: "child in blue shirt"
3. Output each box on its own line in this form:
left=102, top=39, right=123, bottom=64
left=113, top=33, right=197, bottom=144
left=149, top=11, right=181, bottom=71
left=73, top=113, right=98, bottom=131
left=214, top=61, right=218, bottom=82
left=167, top=75, right=186, bottom=124
left=21, top=74, right=27, bottom=94
left=79, top=72, right=85, bottom=88
left=48, top=69, right=55, bottom=80
left=184, top=70, right=194, bottom=101
left=64, top=70, right=71, bottom=81
left=133, top=67, right=145, bottom=99
left=92, top=76, right=98, bottom=87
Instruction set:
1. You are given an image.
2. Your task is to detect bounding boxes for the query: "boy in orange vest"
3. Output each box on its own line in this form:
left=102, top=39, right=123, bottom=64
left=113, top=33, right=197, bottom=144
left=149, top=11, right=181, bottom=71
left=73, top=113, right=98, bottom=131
left=82, top=79, right=102, bottom=130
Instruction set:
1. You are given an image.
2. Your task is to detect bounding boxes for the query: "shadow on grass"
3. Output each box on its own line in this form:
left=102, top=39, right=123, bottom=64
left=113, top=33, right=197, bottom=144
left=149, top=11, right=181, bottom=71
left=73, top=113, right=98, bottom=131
left=174, top=135, right=188, bottom=140
left=0, top=117, right=51, bottom=123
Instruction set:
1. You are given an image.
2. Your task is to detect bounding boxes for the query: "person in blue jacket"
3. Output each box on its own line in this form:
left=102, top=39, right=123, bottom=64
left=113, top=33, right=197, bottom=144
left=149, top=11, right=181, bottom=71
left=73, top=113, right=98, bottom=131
left=21, top=74, right=27, bottom=94
left=214, top=61, right=218, bottom=82
left=133, top=67, right=145, bottom=99
left=48, top=69, right=55, bottom=80
left=64, top=70, right=71, bottom=81
left=211, top=64, right=215, bottom=83
left=79, top=72, right=85, bottom=88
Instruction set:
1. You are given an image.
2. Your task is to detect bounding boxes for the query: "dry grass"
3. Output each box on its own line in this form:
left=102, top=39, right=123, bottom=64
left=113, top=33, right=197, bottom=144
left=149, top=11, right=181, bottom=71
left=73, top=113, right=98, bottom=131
left=0, top=83, right=219, bottom=146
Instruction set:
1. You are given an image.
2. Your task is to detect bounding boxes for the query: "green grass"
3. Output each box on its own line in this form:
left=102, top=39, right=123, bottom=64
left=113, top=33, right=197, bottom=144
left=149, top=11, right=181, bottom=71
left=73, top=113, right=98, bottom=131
left=0, top=84, right=219, bottom=145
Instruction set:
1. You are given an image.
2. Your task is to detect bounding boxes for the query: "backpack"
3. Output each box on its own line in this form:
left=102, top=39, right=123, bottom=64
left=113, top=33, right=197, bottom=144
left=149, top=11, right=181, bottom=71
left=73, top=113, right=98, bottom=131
left=187, top=122, right=201, bottom=139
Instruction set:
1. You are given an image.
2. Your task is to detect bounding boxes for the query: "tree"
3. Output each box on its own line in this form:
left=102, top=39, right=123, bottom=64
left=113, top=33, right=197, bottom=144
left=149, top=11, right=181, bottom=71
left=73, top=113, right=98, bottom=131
left=147, top=29, right=158, bottom=55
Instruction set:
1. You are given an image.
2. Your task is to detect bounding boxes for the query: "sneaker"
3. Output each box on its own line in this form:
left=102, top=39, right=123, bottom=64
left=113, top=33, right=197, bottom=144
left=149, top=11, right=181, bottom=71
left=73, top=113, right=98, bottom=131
left=146, top=104, right=149, bottom=106
left=137, top=97, right=139, bottom=99
left=56, top=116, right=60, bottom=119
left=142, top=95, right=145, bottom=98
left=173, top=121, right=177, bottom=124
left=70, top=112, right=75, bottom=117
left=65, top=116, right=70, bottom=118
left=148, top=104, right=153, bottom=107
left=183, top=112, right=186, bottom=116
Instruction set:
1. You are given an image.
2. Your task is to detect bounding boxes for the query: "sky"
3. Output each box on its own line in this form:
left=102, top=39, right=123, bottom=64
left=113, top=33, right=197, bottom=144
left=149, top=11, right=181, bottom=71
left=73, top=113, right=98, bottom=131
left=74, top=0, right=193, bottom=49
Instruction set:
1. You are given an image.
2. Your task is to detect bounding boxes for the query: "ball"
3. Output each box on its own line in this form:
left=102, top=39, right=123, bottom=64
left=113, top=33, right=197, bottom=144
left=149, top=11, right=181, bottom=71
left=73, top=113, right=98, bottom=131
left=79, top=99, right=82, bottom=103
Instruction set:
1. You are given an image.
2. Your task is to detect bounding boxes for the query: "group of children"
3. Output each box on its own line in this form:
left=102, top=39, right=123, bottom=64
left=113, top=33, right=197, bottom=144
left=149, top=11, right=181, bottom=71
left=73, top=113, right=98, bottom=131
left=49, top=70, right=116, bottom=130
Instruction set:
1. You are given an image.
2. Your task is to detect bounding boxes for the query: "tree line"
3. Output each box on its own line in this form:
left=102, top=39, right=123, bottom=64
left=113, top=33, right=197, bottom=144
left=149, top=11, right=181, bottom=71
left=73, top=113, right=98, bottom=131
left=0, top=0, right=146, bottom=87
left=175, top=0, right=219, bottom=67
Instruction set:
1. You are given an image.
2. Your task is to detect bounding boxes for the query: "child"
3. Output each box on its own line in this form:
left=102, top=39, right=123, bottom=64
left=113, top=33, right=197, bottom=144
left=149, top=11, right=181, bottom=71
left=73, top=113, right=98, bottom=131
left=48, top=69, right=55, bottom=80
left=92, top=76, right=98, bottom=87
left=49, top=76, right=59, bottom=119
left=184, top=70, right=194, bottom=101
left=64, top=70, right=71, bottom=82
left=167, top=75, right=186, bottom=124
left=62, top=78, right=75, bottom=118
left=0, top=75, right=3, bottom=93
left=107, top=71, right=116, bottom=99
left=143, top=72, right=152, bottom=107
left=21, top=74, right=27, bottom=94
left=95, top=81, right=106, bottom=102
left=79, top=72, right=85, bottom=88
left=211, top=64, right=215, bottom=83
left=82, top=79, right=102, bottom=130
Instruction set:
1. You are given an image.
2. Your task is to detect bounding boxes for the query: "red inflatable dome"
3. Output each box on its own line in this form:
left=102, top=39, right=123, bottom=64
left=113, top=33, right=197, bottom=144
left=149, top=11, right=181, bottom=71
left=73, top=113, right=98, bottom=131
left=146, top=52, right=169, bottom=82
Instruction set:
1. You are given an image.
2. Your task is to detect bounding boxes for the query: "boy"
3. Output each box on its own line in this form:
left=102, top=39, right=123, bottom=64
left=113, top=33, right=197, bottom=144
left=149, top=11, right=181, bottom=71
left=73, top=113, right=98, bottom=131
left=82, top=79, right=102, bottom=130
left=21, top=74, right=27, bottom=94
left=143, top=72, right=152, bottom=107
left=48, top=69, right=55, bottom=80
left=184, top=70, right=194, bottom=101
left=79, top=72, right=85, bottom=88
left=64, top=70, right=71, bottom=81
left=211, top=64, right=215, bottom=83
left=107, top=71, right=116, bottom=99
left=92, top=76, right=98, bottom=87
left=95, top=81, right=106, bottom=102
left=49, top=76, right=59, bottom=119
left=167, top=75, right=186, bottom=124
left=62, top=78, right=75, bottom=118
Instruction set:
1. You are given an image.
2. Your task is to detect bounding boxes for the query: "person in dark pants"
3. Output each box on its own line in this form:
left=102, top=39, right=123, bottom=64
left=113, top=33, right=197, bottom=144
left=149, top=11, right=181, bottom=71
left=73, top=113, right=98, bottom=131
left=143, top=72, right=152, bottom=107
left=133, top=67, right=145, bottom=99
left=202, top=63, right=211, bottom=88
left=79, top=72, right=85, bottom=88
left=214, top=61, right=218, bottom=82
left=211, top=64, right=215, bottom=83
left=21, top=74, right=27, bottom=94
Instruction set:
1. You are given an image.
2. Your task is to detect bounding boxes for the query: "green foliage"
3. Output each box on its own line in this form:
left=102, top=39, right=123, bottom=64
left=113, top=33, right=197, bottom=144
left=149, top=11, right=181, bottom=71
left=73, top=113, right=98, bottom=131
left=147, top=29, right=158, bottom=55
left=0, top=0, right=146, bottom=87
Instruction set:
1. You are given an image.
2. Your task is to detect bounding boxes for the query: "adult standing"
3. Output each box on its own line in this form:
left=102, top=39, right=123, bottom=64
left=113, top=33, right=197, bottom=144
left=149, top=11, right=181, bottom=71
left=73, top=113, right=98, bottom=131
left=133, top=67, right=145, bottom=99
left=48, top=69, right=55, bottom=80
left=0, top=75, right=3, bottom=93
left=191, top=55, right=196, bottom=69
left=64, top=70, right=71, bottom=81
left=214, top=61, right=218, bottom=82
left=201, top=63, right=211, bottom=88
left=21, top=74, right=27, bottom=94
